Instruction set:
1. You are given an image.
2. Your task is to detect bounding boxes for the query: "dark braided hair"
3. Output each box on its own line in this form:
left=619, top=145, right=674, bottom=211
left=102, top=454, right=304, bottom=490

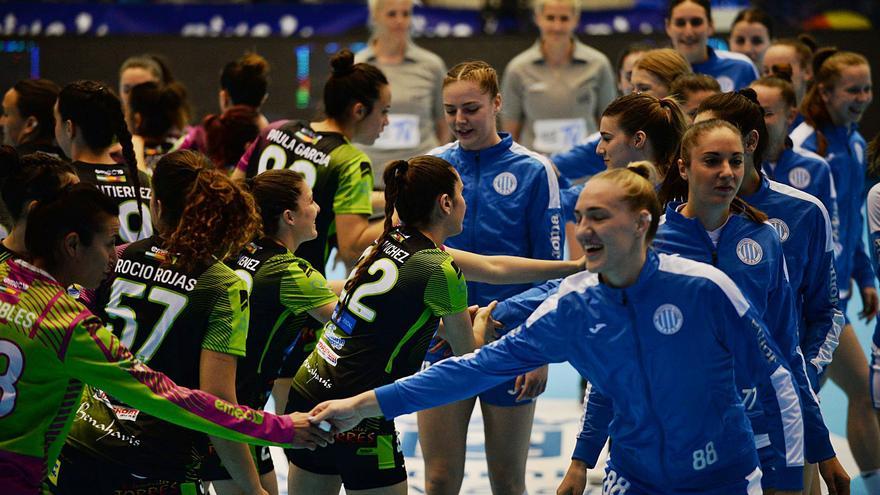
left=342, top=156, right=458, bottom=296
left=57, top=81, right=145, bottom=239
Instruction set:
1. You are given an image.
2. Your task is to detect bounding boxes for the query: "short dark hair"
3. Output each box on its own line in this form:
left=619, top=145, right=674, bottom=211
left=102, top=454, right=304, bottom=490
left=12, top=78, right=60, bottom=142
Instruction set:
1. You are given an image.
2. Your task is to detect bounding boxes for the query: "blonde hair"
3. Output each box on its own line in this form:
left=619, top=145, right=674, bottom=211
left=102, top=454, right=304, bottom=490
left=533, top=0, right=581, bottom=16
left=634, top=48, right=692, bottom=88
left=443, top=61, right=500, bottom=98
left=591, top=161, right=661, bottom=241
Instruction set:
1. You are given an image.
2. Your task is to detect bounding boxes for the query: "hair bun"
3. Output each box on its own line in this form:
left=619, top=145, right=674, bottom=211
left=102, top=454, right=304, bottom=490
left=812, top=47, right=839, bottom=76
left=736, top=87, right=760, bottom=106
left=626, top=160, right=659, bottom=184
left=329, top=49, right=356, bottom=77
left=797, top=33, right=818, bottom=54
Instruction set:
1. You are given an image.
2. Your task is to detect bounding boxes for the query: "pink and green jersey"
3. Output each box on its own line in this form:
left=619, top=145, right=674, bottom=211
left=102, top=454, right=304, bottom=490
left=0, top=259, right=299, bottom=494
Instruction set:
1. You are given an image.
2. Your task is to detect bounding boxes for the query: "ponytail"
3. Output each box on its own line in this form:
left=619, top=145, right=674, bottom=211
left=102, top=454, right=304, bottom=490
left=731, top=197, right=768, bottom=223
left=153, top=150, right=261, bottom=272
left=342, top=159, right=407, bottom=296
left=342, top=156, right=458, bottom=296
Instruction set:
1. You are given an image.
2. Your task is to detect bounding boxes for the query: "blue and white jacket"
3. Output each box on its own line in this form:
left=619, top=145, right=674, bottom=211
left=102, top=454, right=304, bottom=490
left=791, top=121, right=875, bottom=299
left=741, top=177, right=844, bottom=388
left=550, top=132, right=605, bottom=182
left=429, top=133, right=563, bottom=305
left=864, top=183, right=880, bottom=348
left=763, top=144, right=840, bottom=254
left=377, top=251, right=804, bottom=492
left=692, top=47, right=759, bottom=92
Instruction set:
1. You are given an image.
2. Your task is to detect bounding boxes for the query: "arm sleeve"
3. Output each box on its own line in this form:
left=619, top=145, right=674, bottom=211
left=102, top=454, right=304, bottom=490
left=500, top=63, right=524, bottom=123
left=493, top=278, right=563, bottom=329
left=376, top=290, right=571, bottom=417
left=722, top=296, right=806, bottom=489
left=424, top=255, right=469, bottom=317
left=332, top=151, right=374, bottom=215
left=816, top=164, right=843, bottom=259
left=550, top=134, right=605, bottom=181
left=280, top=261, right=338, bottom=314
left=235, top=135, right=260, bottom=173
left=799, top=204, right=844, bottom=389
left=202, top=273, right=250, bottom=357
left=854, top=233, right=876, bottom=290
left=760, top=250, right=833, bottom=484
left=66, top=317, right=298, bottom=448
left=572, top=383, right=613, bottom=466
left=527, top=165, right=564, bottom=261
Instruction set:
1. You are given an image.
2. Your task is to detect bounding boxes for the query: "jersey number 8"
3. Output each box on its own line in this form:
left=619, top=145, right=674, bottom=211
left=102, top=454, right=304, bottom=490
left=257, top=144, right=317, bottom=188
left=105, top=278, right=188, bottom=364
left=0, top=339, right=23, bottom=418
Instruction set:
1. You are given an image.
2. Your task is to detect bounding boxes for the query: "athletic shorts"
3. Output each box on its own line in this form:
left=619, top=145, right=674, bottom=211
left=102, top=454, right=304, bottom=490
left=602, top=459, right=762, bottom=495
left=200, top=443, right=275, bottom=481
left=423, top=335, right=534, bottom=407
left=284, top=392, right=405, bottom=489
left=50, top=445, right=205, bottom=495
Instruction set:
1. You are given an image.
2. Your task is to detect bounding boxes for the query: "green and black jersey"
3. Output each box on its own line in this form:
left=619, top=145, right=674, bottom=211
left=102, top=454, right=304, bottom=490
left=65, top=236, right=249, bottom=480
left=0, top=242, right=18, bottom=263
left=73, top=161, right=153, bottom=244
left=237, top=120, right=373, bottom=274
left=227, top=238, right=337, bottom=410
left=292, top=227, right=468, bottom=405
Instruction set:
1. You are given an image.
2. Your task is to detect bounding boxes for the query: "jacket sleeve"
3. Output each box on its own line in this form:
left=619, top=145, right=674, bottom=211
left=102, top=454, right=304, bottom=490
left=526, top=163, right=564, bottom=261
left=376, top=290, right=571, bottom=418
left=814, top=162, right=842, bottom=259
left=721, top=291, right=806, bottom=490
left=799, top=203, right=844, bottom=388
left=493, top=278, right=563, bottom=330
left=572, top=382, right=612, bottom=466
left=761, top=248, right=834, bottom=486
left=550, top=134, right=605, bottom=181
left=65, top=317, right=298, bottom=448
left=854, top=233, right=876, bottom=290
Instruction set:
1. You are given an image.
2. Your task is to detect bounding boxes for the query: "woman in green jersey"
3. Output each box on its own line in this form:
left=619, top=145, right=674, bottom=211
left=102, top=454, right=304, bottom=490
left=51, top=150, right=271, bottom=495
left=0, top=183, right=332, bottom=495
left=54, top=80, right=152, bottom=244
left=232, top=49, right=389, bottom=274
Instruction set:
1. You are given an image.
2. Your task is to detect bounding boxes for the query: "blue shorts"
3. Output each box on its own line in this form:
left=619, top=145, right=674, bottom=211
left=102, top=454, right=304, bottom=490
left=423, top=336, right=534, bottom=407
left=603, top=459, right=762, bottom=495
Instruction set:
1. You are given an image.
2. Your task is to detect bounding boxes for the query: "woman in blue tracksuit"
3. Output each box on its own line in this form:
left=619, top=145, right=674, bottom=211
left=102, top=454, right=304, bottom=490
left=309, top=160, right=803, bottom=495
left=421, top=60, right=563, bottom=495
left=655, top=117, right=840, bottom=493
left=665, top=0, right=758, bottom=92
left=790, top=49, right=880, bottom=490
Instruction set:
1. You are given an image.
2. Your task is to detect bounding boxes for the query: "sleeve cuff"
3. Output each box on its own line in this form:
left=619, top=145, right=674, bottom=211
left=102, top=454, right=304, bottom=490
left=571, top=437, right=605, bottom=467
left=805, top=434, right=836, bottom=465
left=375, top=383, right=406, bottom=419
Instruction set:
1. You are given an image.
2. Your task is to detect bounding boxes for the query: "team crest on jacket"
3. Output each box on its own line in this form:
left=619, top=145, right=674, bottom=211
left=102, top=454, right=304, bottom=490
left=768, top=219, right=790, bottom=242
left=493, top=172, right=517, bottom=195
left=788, top=167, right=811, bottom=189
left=736, top=238, right=763, bottom=265
left=653, top=304, right=683, bottom=335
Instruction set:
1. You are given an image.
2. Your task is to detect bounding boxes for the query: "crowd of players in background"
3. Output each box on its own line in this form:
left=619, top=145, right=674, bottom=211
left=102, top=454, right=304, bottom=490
left=0, top=0, right=879, bottom=493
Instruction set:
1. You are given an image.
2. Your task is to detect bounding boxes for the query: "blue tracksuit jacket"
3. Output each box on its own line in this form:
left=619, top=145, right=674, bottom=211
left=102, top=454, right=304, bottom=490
left=376, top=251, right=804, bottom=492
left=791, top=121, right=875, bottom=299
left=692, top=46, right=759, bottom=92
left=429, top=133, right=563, bottom=306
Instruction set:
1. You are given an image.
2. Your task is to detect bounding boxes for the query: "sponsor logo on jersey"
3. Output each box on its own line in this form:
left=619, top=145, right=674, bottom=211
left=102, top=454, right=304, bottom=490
left=324, top=329, right=346, bottom=350
left=493, top=172, right=518, bottom=196
left=855, top=141, right=865, bottom=164
left=112, top=405, right=140, bottom=422
left=390, top=231, right=410, bottom=243
left=294, top=129, right=320, bottom=145
left=96, top=174, right=127, bottom=183
left=768, top=219, right=790, bottom=242
left=145, top=247, right=174, bottom=264
left=332, top=307, right=357, bottom=335
left=214, top=400, right=265, bottom=425
left=588, top=323, right=607, bottom=334
left=653, top=304, right=683, bottom=335
left=245, top=242, right=260, bottom=254
left=75, top=401, right=142, bottom=446
left=736, top=238, right=763, bottom=265
left=317, top=339, right=339, bottom=366
left=304, top=360, right=333, bottom=389
left=788, top=167, right=811, bottom=189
